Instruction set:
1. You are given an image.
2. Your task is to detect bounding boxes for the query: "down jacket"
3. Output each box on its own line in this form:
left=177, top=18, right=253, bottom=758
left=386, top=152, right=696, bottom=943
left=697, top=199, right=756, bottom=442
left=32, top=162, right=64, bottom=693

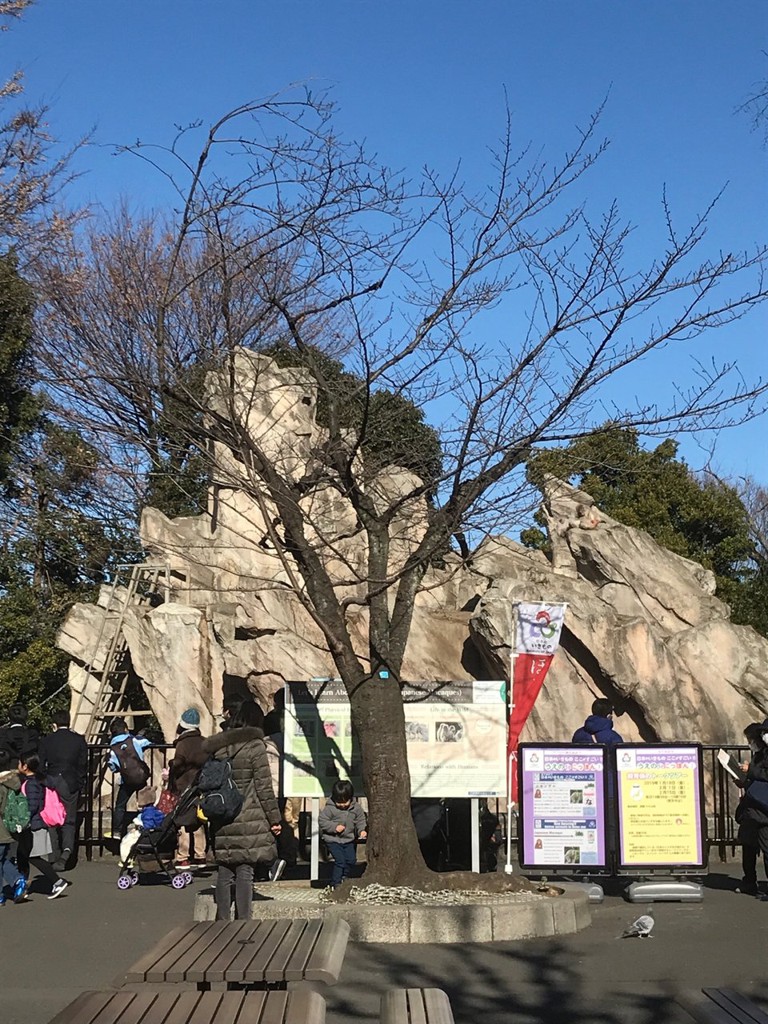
left=202, top=726, right=280, bottom=866
left=0, top=769, right=21, bottom=843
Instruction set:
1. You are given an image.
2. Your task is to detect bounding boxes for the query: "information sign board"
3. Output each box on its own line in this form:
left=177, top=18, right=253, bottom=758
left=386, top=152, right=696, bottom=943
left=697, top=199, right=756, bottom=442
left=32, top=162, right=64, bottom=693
left=518, top=743, right=608, bottom=870
left=615, top=744, right=705, bottom=870
left=283, top=679, right=507, bottom=799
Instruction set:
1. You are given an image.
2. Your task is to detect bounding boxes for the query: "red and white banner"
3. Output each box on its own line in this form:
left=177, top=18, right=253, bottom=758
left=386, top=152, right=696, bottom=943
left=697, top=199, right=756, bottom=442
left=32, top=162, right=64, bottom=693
left=508, top=602, right=567, bottom=802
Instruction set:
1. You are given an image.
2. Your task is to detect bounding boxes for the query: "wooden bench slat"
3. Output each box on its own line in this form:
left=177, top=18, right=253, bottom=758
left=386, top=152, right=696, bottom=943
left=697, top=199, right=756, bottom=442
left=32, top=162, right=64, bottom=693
left=186, top=922, right=261, bottom=984
left=46, top=989, right=324, bottom=1024
left=221, top=921, right=282, bottom=984
left=422, top=989, right=454, bottom=1024
left=256, top=990, right=289, bottom=1024
left=124, top=926, right=202, bottom=984
left=408, top=990, right=429, bottom=1024
left=132, top=924, right=212, bottom=984
left=229, top=920, right=293, bottom=983
left=703, top=991, right=768, bottom=1024
left=49, top=992, right=116, bottom=1024
left=302, top=919, right=350, bottom=984
left=157, top=990, right=204, bottom=1024
left=282, top=921, right=324, bottom=982
left=284, top=991, right=326, bottom=1024
left=159, top=922, right=233, bottom=983
left=264, top=922, right=311, bottom=983
left=381, top=988, right=454, bottom=1024
left=381, top=990, right=408, bottom=1024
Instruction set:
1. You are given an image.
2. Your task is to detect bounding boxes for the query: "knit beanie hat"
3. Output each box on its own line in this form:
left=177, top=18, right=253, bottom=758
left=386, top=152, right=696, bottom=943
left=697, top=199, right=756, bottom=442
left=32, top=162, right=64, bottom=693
left=179, top=707, right=201, bottom=731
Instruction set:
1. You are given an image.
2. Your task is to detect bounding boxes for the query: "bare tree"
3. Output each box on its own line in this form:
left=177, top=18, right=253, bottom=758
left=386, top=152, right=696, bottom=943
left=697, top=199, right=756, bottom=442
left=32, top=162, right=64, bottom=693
left=36, top=92, right=768, bottom=887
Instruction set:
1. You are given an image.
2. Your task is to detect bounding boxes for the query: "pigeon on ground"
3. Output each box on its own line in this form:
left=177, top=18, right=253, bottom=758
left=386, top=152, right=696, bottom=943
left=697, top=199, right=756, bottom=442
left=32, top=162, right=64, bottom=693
left=618, top=910, right=654, bottom=938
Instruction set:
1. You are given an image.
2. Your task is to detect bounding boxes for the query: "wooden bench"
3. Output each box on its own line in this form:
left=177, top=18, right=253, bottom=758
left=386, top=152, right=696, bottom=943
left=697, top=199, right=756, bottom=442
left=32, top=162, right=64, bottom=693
left=121, top=919, right=350, bottom=991
left=380, top=988, right=455, bottom=1024
left=681, top=989, right=768, bottom=1024
left=48, top=988, right=325, bottom=1024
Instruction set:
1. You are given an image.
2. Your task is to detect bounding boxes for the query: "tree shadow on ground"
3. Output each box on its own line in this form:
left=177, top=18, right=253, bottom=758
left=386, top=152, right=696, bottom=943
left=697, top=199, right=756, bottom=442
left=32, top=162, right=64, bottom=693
left=326, top=936, right=768, bottom=1024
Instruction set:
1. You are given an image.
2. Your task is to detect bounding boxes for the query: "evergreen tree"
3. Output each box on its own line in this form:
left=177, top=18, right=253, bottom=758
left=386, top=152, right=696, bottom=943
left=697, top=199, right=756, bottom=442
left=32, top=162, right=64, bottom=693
left=523, top=427, right=765, bottom=635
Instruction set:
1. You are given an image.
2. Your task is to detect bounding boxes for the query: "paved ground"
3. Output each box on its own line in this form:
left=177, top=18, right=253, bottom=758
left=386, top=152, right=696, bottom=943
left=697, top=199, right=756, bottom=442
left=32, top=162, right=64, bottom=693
left=6, top=858, right=768, bottom=1024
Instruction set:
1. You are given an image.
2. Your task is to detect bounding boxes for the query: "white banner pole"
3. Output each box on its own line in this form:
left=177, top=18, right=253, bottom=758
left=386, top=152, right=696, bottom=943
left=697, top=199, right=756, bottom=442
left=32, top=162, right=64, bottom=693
left=310, top=796, right=320, bottom=882
left=471, top=798, right=480, bottom=873
left=504, top=602, right=518, bottom=875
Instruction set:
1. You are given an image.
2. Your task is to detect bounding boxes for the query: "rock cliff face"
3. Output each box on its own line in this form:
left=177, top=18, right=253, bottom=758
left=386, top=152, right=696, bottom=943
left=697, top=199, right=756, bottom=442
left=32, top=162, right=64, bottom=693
left=58, top=353, right=768, bottom=744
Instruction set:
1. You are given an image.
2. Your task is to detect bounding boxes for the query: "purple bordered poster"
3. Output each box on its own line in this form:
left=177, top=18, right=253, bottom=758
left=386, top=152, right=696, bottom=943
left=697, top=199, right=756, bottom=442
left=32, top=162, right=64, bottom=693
left=519, top=744, right=608, bottom=870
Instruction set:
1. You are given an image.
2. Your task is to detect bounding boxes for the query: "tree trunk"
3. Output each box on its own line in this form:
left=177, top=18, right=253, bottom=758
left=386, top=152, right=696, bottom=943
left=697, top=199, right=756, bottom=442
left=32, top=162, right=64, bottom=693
left=348, top=672, right=432, bottom=886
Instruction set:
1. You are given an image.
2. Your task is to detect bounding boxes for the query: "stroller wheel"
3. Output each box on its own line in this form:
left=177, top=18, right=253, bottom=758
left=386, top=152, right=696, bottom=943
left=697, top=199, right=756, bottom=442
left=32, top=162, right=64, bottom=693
left=130, top=873, right=139, bottom=886
left=117, top=875, right=133, bottom=890
left=171, top=873, right=187, bottom=889
left=182, top=872, right=194, bottom=885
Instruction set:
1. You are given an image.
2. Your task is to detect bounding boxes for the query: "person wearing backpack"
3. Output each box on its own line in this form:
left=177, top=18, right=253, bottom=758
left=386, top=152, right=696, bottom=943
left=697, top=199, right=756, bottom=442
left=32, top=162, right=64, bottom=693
left=168, top=707, right=208, bottom=867
left=39, top=710, right=88, bottom=871
left=17, top=754, right=68, bottom=899
left=202, top=700, right=281, bottom=920
left=108, top=718, right=151, bottom=839
left=0, top=746, right=27, bottom=904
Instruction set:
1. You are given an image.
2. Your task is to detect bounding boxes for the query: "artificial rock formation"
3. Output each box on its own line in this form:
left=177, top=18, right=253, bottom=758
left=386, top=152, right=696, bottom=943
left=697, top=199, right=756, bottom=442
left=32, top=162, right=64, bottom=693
left=58, top=352, right=768, bottom=744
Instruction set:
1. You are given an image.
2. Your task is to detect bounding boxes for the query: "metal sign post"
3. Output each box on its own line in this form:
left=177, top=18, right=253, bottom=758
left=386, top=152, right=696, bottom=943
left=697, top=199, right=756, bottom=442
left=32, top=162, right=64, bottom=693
left=471, top=799, right=480, bottom=873
left=504, top=602, right=518, bottom=874
left=310, top=796, right=320, bottom=882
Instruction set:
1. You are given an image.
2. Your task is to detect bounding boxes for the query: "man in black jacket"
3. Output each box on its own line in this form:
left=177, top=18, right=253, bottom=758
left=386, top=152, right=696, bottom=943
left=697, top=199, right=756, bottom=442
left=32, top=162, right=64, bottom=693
left=38, top=709, right=88, bottom=871
left=0, top=703, right=39, bottom=762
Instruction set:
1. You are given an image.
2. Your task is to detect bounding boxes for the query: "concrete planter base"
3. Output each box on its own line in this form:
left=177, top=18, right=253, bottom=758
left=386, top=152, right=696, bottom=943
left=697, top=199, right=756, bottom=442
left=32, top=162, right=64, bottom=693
left=193, top=887, right=591, bottom=943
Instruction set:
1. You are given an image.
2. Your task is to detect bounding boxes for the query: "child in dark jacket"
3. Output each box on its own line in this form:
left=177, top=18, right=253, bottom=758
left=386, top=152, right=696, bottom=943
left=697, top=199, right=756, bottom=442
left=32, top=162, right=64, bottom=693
left=318, top=780, right=367, bottom=888
left=0, top=746, right=26, bottom=904
left=17, top=755, right=68, bottom=899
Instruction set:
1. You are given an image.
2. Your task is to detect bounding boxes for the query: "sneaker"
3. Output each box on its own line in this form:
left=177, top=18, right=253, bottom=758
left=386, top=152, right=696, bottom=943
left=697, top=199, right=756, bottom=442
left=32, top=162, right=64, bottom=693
left=12, top=877, right=27, bottom=903
left=737, top=881, right=759, bottom=896
left=48, top=879, right=69, bottom=900
left=269, top=858, right=287, bottom=882
left=176, top=859, right=190, bottom=869
left=0, top=892, right=6, bottom=906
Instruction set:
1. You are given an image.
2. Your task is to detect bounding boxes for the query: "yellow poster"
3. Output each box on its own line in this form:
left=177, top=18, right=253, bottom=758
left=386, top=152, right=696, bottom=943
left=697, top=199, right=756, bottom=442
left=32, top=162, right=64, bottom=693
left=616, top=746, right=703, bottom=866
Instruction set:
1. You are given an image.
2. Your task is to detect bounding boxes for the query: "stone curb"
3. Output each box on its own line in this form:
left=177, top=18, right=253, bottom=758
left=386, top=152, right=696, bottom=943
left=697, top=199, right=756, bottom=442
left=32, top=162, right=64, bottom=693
left=193, top=889, right=591, bottom=943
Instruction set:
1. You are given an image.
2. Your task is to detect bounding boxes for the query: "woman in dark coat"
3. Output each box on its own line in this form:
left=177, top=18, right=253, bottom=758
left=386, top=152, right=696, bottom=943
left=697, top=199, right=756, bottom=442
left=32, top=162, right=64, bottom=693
left=736, top=720, right=768, bottom=896
left=202, top=700, right=280, bottom=920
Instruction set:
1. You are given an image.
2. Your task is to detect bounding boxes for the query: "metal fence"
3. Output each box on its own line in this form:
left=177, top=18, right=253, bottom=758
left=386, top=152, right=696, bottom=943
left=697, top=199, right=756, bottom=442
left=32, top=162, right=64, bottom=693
left=79, top=741, right=751, bottom=863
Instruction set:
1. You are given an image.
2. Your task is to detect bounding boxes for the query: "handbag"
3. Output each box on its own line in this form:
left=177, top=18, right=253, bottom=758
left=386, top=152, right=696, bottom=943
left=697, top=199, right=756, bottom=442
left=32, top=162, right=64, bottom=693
left=745, top=779, right=768, bottom=814
left=156, top=789, right=179, bottom=816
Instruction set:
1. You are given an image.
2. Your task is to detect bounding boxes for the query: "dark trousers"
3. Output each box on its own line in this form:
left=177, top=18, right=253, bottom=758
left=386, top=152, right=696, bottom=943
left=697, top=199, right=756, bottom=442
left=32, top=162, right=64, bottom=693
left=17, top=831, right=60, bottom=888
left=113, top=783, right=139, bottom=839
left=326, top=841, right=356, bottom=887
left=740, top=820, right=768, bottom=888
left=276, top=822, right=298, bottom=866
left=215, top=863, right=254, bottom=920
left=48, top=778, right=79, bottom=863
left=0, top=843, right=21, bottom=887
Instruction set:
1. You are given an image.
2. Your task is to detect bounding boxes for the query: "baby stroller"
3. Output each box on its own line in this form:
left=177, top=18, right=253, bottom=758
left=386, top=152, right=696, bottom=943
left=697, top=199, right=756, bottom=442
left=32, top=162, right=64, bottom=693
left=117, top=787, right=199, bottom=891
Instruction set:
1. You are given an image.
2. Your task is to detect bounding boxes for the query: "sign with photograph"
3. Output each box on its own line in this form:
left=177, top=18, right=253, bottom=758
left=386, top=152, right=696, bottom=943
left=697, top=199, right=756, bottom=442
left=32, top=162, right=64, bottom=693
left=518, top=743, right=608, bottom=870
left=283, top=679, right=507, bottom=799
left=615, top=744, right=705, bottom=869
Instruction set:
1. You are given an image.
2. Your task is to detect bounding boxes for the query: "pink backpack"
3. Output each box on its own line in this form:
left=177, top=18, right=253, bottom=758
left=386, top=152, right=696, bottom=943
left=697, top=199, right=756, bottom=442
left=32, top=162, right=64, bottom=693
left=22, top=781, right=66, bottom=827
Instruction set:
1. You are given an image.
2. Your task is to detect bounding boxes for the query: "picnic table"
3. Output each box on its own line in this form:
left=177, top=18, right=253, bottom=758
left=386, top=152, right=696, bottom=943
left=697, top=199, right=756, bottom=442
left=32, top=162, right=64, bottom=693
left=121, top=919, right=350, bottom=991
left=48, top=988, right=326, bottom=1024
left=681, top=989, right=768, bottom=1024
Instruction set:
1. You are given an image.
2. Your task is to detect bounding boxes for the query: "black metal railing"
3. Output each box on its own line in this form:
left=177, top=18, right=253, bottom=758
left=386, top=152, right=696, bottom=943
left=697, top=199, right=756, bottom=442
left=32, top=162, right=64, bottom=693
left=81, top=744, right=174, bottom=860
left=79, top=741, right=752, bottom=863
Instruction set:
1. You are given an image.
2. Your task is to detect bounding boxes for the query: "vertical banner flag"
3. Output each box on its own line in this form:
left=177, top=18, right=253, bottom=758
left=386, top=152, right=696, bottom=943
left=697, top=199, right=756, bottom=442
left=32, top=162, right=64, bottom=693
left=508, top=602, right=567, bottom=802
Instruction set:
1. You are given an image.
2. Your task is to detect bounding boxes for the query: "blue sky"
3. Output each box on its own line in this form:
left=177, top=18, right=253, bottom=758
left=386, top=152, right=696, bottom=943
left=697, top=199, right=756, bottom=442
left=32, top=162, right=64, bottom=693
left=8, top=0, right=768, bottom=480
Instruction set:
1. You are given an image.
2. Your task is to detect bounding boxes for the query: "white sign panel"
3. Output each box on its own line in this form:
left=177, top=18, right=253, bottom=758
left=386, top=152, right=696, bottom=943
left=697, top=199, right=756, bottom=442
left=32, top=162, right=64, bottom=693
left=283, top=679, right=507, bottom=799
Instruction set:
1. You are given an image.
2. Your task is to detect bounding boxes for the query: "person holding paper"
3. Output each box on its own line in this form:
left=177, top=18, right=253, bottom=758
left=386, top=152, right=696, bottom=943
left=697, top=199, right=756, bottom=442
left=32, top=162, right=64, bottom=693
left=735, top=721, right=768, bottom=898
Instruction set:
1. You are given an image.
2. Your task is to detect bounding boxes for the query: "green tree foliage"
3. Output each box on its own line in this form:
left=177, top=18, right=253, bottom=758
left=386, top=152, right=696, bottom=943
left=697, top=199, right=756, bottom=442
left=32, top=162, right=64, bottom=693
left=263, top=343, right=443, bottom=493
left=523, top=427, right=766, bottom=635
